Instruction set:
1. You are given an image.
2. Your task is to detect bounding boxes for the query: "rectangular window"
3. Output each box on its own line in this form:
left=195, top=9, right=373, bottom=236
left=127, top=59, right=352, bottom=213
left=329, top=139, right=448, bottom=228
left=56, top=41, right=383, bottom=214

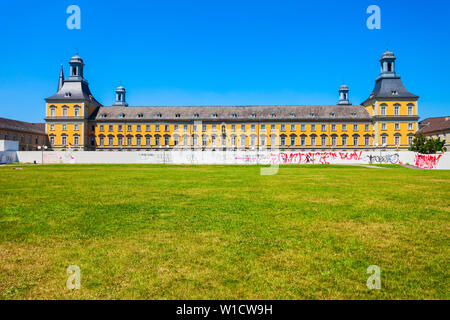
left=300, top=136, right=306, bottom=146
left=353, top=136, right=359, bottom=146
left=50, top=124, right=55, bottom=131
left=62, top=124, right=67, bottom=131
left=290, top=124, right=295, bottom=131
left=202, top=124, right=207, bottom=131
left=127, top=125, right=132, bottom=131
left=241, top=124, right=246, bottom=131
left=331, top=124, right=336, bottom=131
left=231, top=124, right=236, bottom=132
left=408, top=123, right=413, bottom=130
left=118, top=125, right=123, bottom=131
left=100, top=125, right=104, bottom=132
left=212, top=124, right=216, bottom=132
left=261, top=124, right=266, bottom=131
left=321, top=124, right=326, bottom=131
left=342, top=124, right=347, bottom=131
left=155, top=125, right=160, bottom=131
left=136, top=125, right=141, bottom=132
left=109, top=125, right=113, bottom=131
left=301, top=124, right=305, bottom=131
left=365, top=136, right=370, bottom=146
left=365, top=124, right=370, bottom=131
left=183, top=124, right=188, bottom=131
left=281, top=124, right=286, bottom=131
left=381, top=123, right=387, bottom=130
left=165, top=125, right=170, bottom=132
left=353, top=124, right=358, bottom=131
left=271, top=124, right=275, bottom=131
left=251, top=124, right=256, bottom=132
left=311, top=124, right=316, bottom=131
left=146, top=125, right=151, bottom=131
left=395, top=123, right=400, bottom=130
left=109, top=136, right=114, bottom=146
left=342, top=136, right=347, bottom=146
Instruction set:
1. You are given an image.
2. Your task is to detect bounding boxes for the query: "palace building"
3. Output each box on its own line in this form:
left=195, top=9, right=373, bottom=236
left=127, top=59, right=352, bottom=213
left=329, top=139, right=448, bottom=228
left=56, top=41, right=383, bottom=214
left=45, top=51, right=419, bottom=151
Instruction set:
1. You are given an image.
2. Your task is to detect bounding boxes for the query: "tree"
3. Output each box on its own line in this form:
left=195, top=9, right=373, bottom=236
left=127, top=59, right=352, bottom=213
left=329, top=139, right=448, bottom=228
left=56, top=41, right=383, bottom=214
left=409, top=132, right=447, bottom=154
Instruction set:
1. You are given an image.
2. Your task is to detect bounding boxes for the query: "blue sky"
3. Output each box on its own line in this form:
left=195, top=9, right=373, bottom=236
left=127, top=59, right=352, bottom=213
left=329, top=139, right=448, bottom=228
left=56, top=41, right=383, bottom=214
left=1, top=0, right=449, bottom=122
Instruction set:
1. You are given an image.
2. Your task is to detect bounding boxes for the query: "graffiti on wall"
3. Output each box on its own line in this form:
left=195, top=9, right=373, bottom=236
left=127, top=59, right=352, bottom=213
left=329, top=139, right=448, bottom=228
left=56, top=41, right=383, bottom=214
left=365, top=153, right=400, bottom=164
left=414, top=154, right=442, bottom=169
left=269, top=151, right=362, bottom=165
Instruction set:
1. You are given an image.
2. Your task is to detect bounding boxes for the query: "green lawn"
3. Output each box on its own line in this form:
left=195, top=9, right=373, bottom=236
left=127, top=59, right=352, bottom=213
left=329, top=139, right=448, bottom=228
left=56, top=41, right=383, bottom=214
left=0, top=164, right=449, bottom=299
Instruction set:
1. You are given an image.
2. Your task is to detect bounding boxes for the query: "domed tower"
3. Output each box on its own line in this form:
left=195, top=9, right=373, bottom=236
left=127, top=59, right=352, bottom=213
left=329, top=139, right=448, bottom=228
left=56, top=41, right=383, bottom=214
left=45, top=54, right=102, bottom=151
left=337, top=84, right=351, bottom=105
left=69, top=55, right=85, bottom=81
left=362, top=50, right=419, bottom=149
left=113, top=85, right=128, bottom=106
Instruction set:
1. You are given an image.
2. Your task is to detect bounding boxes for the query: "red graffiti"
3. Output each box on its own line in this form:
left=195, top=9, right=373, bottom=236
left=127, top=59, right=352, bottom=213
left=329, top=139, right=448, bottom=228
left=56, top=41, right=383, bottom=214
left=414, top=154, right=442, bottom=169
left=270, top=151, right=362, bottom=165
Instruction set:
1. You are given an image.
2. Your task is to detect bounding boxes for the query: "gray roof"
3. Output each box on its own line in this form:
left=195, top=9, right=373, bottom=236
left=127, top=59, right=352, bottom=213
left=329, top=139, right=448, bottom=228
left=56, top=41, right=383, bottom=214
left=0, top=117, right=46, bottom=135
left=363, top=77, right=418, bottom=105
left=45, top=80, right=101, bottom=105
left=93, top=105, right=371, bottom=121
left=419, top=116, right=450, bottom=134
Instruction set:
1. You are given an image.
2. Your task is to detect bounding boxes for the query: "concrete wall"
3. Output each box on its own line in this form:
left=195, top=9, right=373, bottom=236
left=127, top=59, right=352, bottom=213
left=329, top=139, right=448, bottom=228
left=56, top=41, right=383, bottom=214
left=1, top=149, right=448, bottom=169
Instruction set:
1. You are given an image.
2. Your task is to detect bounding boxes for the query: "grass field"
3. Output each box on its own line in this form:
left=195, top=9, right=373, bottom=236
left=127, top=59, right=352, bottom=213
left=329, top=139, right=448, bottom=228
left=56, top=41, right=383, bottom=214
left=0, top=164, right=449, bottom=300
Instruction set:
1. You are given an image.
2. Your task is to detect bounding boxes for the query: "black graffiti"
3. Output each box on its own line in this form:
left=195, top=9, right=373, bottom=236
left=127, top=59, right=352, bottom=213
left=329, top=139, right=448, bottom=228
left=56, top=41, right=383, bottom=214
left=366, top=153, right=399, bottom=164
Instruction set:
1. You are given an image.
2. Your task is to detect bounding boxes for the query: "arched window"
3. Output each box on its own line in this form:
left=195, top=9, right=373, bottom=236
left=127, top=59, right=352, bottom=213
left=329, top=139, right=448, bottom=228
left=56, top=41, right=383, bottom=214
left=289, top=134, right=296, bottom=146
left=74, top=105, right=81, bottom=117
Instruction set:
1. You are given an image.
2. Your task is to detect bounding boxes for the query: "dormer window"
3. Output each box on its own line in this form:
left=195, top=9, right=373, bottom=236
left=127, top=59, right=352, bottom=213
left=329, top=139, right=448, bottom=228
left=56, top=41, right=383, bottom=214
left=194, top=113, right=199, bottom=118
left=251, top=113, right=256, bottom=118
left=175, top=113, right=181, bottom=118
left=391, top=90, right=398, bottom=96
left=156, top=113, right=162, bottom=118
left=351, top=113, right=357, bottom=117
left=137, top=113, right=143, bottom=118
left=290, top=113, right=295, bottom=118
left=65, top=92, right=71, bottom=97
left=271, top=113, right=276, bottom=118
left=212, top=113, right=218, bottom=118
left=311, top=113, right=315, bottom=117
left=330, top=113, right=335, bottom=117
left=232, top=113, right=237, bottom=118
left=101, top=114, right=107, bottom=118
left=119, top=113, right=125, bottom=118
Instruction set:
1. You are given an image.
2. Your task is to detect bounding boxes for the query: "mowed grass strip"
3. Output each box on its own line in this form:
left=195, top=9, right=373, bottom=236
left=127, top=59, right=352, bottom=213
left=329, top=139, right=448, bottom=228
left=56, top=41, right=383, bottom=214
left=0, top=164, right=449, bottom=299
